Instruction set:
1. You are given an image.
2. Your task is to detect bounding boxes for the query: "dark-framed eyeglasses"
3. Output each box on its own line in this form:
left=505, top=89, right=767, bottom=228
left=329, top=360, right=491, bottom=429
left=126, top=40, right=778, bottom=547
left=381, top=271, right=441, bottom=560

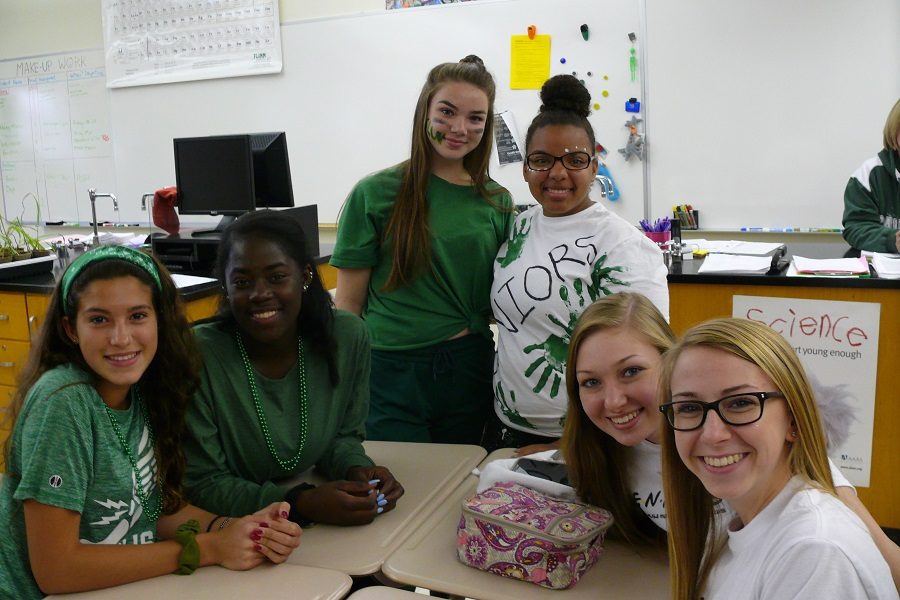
left=658, top=391, right=785, bottom=432
left=525, top=151, right=594, bottom=171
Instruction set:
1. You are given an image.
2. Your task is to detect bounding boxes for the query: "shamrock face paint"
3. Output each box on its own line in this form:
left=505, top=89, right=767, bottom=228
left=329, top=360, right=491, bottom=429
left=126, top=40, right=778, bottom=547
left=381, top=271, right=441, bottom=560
left=425, top=81, right=489, bottom=165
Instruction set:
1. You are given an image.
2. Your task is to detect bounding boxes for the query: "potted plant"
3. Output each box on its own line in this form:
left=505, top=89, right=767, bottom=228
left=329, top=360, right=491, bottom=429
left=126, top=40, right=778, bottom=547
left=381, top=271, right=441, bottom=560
left=0, top=220, right=15, bottom=264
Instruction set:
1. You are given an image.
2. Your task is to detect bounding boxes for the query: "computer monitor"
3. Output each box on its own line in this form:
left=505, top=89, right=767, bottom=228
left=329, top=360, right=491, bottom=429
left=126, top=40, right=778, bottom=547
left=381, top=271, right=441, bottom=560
left=173, top=132, right=294, bottom=237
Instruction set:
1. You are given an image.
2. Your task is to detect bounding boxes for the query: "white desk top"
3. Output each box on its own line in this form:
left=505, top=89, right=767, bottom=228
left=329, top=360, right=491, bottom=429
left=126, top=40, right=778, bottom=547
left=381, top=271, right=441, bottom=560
left=381, top=450, right=670, bottom=600
left=47, top=563, right=351, bottom=599
left=285, top=440, right=486, bottom=576
left=347, top=587, right=423, bottom=599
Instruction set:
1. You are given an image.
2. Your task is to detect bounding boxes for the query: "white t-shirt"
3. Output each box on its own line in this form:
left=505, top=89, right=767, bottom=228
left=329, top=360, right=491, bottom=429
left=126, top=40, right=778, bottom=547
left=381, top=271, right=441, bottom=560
left=491, top=203, right=669, bottom=437
left=625, top=442, right=852, bottom=534
left=704, top=476, right=897, bottom=600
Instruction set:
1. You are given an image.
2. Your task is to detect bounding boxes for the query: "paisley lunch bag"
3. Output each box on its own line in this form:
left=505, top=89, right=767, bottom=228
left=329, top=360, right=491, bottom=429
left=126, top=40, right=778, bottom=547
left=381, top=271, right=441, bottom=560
left=457, top=481, right=614, bottom=589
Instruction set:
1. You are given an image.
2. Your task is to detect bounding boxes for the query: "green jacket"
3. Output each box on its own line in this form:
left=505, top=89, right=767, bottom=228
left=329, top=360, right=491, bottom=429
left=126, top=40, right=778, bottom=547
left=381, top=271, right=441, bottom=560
left=842, top=148, right=900, bottom=252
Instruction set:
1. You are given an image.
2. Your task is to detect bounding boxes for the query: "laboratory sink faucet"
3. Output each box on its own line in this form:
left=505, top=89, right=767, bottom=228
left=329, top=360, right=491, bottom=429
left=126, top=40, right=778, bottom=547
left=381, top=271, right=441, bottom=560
left=88, top=188, right=119, bottom=246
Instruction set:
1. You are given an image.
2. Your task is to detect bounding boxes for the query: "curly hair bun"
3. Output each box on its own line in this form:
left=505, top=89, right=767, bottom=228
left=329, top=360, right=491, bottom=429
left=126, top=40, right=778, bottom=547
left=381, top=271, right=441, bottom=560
left=459, top=54, right=486, bottom=69
left=539, top=74, right=591, bottom=118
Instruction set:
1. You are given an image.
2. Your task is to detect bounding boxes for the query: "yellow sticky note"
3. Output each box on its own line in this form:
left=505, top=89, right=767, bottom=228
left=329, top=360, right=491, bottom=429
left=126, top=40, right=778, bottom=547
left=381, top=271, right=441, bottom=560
left=510, top=34, right=551, bottom=90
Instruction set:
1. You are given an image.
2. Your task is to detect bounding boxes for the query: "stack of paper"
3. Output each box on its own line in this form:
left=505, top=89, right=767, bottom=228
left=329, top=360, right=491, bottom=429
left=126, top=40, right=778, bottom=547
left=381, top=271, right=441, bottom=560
left=684, top=239, right=784, bottom=256
left=697, top=254, right=772, bottom=274
left=789, top=256, right=870, bottom=277
left=871, top=253, right=900, bottom=279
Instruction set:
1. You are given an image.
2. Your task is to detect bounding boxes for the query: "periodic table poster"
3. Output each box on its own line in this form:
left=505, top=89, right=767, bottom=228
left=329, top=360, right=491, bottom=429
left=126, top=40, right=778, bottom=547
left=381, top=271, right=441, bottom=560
left=101, top=0, right=283, bottom=88
left=0, top=49, right=116, bottom=224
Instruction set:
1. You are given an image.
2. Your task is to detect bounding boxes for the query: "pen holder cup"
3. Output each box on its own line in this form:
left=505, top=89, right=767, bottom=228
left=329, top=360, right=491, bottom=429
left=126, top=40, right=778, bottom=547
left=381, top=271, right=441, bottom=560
left=644, top=231, right=672, bottom=247
left=673, top=210, right=700, bottom=230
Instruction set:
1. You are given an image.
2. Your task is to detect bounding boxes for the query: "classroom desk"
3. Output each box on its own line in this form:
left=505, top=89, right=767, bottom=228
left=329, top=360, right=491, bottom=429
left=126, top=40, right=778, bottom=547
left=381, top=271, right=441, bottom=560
left=46, top=563, right=351, bottom=599
left=347, top=587, right=423, bottom=599
left=381, top=450, right=669, bottom=600
left=667, top=242, right=900, bottom=528
left=284, top=441, right=486, bottom=576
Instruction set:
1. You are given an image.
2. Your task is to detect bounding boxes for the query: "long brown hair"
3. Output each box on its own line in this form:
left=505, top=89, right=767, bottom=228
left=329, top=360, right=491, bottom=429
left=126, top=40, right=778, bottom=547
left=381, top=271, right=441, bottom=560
left=2, top=254, right=200, bottom=515
left=384, top=55, right=504, bottom=290
left=561, top=293, right=674, bottom=545
left=659, top=318, right=834, bottom=600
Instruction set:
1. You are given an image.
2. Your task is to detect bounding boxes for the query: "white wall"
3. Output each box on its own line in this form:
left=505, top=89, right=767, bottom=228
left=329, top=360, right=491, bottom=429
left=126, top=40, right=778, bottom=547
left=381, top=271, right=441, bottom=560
left=0, top=0, right=382, bottom=60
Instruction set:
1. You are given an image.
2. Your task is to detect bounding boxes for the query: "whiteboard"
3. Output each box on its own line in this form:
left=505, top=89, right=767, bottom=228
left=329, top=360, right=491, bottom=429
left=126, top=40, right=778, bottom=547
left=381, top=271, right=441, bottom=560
left=108, top=0, right=645, bottom=226
left=645, top=0, right=900, bottom=230
left=0, top=49, right=117, bottom=224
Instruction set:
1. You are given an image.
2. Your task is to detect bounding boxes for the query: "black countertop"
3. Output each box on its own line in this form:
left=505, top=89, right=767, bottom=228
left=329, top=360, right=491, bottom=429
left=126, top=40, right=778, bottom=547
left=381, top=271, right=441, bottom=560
left=668, top=240, right=900, bottom=289
left=0, top=250, right=219, bottom=299
left=0, top=242, right=337, bottom=298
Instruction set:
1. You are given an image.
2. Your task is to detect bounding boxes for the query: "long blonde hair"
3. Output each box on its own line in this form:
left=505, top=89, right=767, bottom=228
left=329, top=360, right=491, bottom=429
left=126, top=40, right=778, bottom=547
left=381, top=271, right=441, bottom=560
left=659, top=318, right=834, bottom=600
left=561, top=293, right=674, bottom=545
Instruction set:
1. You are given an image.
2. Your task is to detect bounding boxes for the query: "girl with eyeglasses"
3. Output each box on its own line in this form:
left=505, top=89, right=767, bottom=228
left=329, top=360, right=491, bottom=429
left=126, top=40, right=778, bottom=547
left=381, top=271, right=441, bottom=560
left=485, top=74, right=668, bottom=454
left=332, top=56, right=513, bottom=444
left=660, top=318, right=897, bottom=599
left=561, top=294, right=899, bottom=589
left=0, top=246, right=300, bottom=598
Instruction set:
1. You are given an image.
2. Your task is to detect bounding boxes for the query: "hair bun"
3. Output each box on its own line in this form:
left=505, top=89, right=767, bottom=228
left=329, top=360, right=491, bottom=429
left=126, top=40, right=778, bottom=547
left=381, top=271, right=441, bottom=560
left=539, top=74, right=591, bottom=118
left=459, top=54, right=486, bottom=69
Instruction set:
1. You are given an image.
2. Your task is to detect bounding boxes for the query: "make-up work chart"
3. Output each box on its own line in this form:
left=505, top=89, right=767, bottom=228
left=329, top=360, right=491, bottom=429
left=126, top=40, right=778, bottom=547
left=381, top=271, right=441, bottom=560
left=0, top=49, right=115, bottom=223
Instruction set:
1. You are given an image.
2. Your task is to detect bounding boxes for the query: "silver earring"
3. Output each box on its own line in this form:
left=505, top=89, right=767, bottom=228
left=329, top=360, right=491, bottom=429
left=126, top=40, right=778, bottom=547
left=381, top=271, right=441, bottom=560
left=791, top=429, right=797, bottom=438
left=302, top=282, right=310, bottom=291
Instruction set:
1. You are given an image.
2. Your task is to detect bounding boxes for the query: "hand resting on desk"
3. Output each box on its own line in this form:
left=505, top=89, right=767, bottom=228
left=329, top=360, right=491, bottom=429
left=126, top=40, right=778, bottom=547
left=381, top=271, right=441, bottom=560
left=293, top=468, right=403, bottom=526
left=347, top=465, right=405, bottom=514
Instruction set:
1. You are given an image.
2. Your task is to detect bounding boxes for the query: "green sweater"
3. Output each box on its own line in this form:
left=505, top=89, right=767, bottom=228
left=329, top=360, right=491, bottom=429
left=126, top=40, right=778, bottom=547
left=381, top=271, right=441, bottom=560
left=1, top=365, right=159, bottom=599
left=331, top=164, right=513, bottom=350
left=842, top=148, right=900, bottom=252
left=183, top=311, right=374, bottom=516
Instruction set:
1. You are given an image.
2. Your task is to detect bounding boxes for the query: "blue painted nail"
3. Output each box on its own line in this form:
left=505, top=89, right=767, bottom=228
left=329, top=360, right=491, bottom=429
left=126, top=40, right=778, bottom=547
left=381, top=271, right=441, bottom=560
left=377, top=493, right=385, bottom=501
left=368, top=489, right=374, bottom=495
left=368, top=479, right=381, bottom=485
left=377, top=506, right=384, bottom=514
left=377, top=498, right=388, bottom=507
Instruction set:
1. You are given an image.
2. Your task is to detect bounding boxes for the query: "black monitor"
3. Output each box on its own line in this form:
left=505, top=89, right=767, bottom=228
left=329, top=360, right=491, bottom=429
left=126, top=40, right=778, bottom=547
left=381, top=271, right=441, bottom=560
left=173, top=132, right=294, bottom=237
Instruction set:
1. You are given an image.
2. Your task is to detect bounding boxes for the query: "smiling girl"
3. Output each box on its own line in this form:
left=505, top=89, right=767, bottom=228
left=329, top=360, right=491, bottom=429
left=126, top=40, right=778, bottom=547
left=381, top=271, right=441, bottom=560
left=184, top=211, right=403, bottom=526
left=0, top=246, right=300, bottom=598
left=332, top=56, right=513, bottom=444
left=660, top=318, right=897, bottom=599
left=486, top=75, right=668, bottom=453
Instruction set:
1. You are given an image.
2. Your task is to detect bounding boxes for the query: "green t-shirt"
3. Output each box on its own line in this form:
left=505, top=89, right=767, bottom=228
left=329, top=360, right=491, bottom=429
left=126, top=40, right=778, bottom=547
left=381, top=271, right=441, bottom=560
left=331, top=164, right=513, bottom=350
left=0, top=365, right=159, bottom=599
left=183, top=311, right=375, bottom=516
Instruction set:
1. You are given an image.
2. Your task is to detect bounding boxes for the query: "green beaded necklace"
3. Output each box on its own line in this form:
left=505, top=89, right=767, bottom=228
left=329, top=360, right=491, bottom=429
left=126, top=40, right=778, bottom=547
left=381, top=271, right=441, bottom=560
left=103, top=388, right=162, bottom=523
left=235, top=332, right=309, bottom=471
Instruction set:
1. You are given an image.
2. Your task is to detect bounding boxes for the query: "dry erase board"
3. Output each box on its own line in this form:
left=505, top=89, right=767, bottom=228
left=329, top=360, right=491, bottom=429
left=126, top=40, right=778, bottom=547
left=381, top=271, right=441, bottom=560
left=108, top=0, right=645, bottom=227
left=0, top=49, right=117, bottom=224
left=644, top=0, right=900, bottom=230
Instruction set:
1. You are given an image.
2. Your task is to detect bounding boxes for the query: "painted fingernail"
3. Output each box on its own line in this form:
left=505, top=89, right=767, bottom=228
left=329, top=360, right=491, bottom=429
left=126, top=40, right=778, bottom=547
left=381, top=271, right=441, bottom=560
left=259, top=522, right=270, bottom=528
left=377, top=506, right=384, bottom=514
left=377, top=498, right=387, bottom=507
left=368, top=479, right=381, bottom=485
left=368, top=489, right=374, bottom=495
left=377, top=493, right=385, bottom=502
left=280, top=510, right=289, bottom=519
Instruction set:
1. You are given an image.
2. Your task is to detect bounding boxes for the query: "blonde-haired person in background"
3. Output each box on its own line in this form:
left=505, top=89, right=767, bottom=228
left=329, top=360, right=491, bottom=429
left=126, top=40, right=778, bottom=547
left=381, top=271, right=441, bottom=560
left=659, top=318, right=896, bottom=599
left=842, top=98, right=900, bottom=253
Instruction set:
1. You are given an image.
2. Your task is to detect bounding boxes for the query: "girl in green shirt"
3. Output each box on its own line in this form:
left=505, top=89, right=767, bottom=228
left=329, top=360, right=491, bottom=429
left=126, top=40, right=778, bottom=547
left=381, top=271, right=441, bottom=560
left=0, top=246, right=300, bottom=599
left=332, top=55, right=513, bottom=444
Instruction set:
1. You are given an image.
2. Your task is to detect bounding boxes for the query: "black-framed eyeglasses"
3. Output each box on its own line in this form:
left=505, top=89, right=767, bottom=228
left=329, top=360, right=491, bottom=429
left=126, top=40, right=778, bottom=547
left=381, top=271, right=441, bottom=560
left=658, top=392, right=785, bottom=432
left=525, top=151, right=594, bottom=171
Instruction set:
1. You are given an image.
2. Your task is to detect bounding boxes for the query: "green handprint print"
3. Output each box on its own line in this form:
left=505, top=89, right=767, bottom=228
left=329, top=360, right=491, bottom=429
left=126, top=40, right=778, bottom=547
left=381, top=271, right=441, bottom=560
left=496, top=217, right=532, bottom=267
left=522, top=255, right=628, bottom=398
left=495, top=380, right=538, bottom=430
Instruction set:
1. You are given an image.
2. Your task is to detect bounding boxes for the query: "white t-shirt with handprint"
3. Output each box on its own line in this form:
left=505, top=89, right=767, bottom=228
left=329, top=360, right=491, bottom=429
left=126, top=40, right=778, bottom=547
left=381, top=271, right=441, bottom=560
left=491, top=203, right=669, bottom=436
